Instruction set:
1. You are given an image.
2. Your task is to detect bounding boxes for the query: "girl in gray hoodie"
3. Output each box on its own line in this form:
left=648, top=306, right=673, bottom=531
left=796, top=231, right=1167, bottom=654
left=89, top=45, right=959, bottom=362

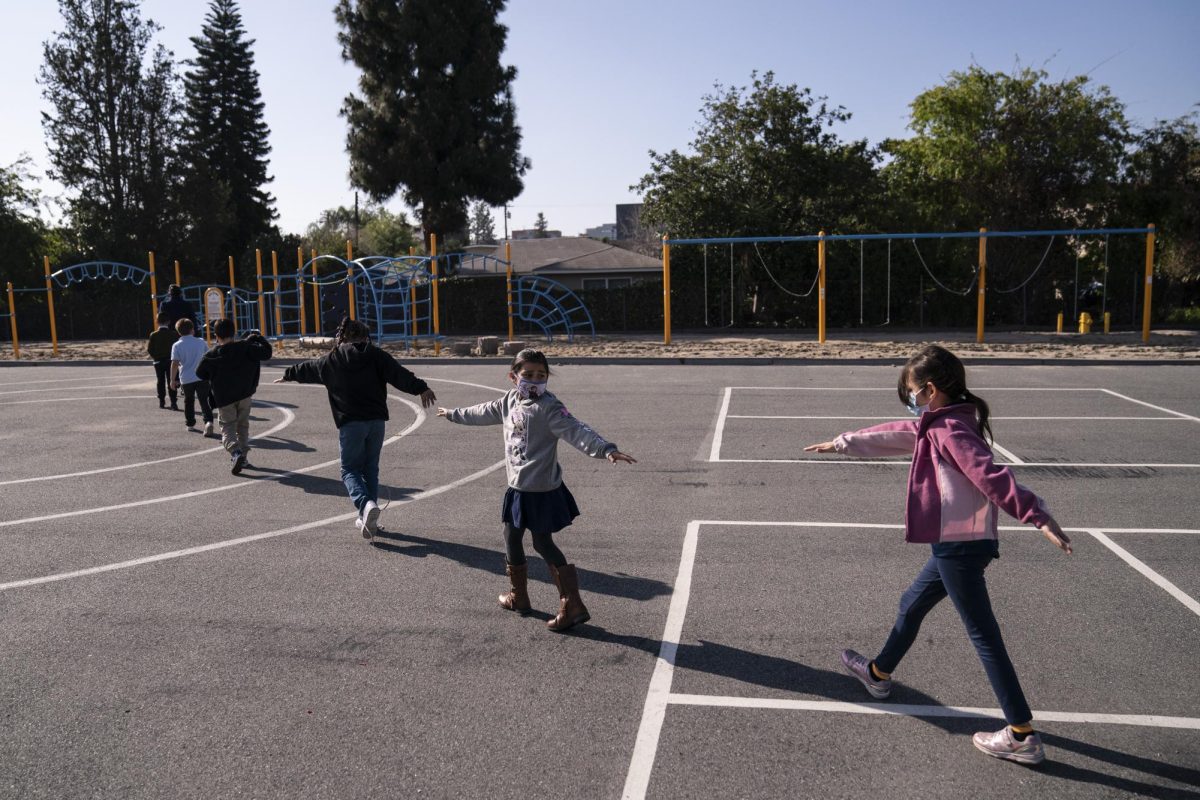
left=438, top=349, right=636, bottom=632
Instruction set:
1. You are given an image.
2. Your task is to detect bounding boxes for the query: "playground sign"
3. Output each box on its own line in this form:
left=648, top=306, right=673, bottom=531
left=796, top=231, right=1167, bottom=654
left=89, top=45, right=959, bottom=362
left=204, top=287, right=225, bottom=343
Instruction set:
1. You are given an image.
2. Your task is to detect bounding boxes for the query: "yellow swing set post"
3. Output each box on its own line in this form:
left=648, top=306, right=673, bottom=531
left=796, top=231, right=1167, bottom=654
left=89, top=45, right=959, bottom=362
left=1142, top=223, right=1156, bottom=343
left=271, top=250, right=282, bottom=337
left=255, top=249, right=267, bottom=333
left=6, top=282, right=18, bottom=359
left=976, top=228, right=987, bottom=344
left=43, top=256, right=59, bottom=355
left=817, top=231, right=827, bottom=344
left=311, top=249, right=320, bottom=334
left=148, top=251, right=159, bottom=324
left=430, top=234, right=441, bottom=355
left=227, top=256, right=237, bottom=336
left=346, top=240, right=356, bottom=321
left=297, top=247, right=307, bottom=336
left=662, top=234, right=672, bottom=345
left=505, top=240, right=513, bottom=341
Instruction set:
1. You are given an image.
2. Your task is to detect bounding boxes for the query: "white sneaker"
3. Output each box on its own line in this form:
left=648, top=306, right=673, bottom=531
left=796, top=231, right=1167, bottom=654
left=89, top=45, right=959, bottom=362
left=362, top=501, right=381, bottom=537
left=355, top=518, right=371, bottom=540
left=203, top=421, right=214, bottom=436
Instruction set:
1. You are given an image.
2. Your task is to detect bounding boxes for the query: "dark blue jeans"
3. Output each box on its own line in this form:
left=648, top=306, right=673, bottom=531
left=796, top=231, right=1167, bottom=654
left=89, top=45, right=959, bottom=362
left=338, top=419, right=385, bottom=515
left=874, top=553, right=1033, bottom=724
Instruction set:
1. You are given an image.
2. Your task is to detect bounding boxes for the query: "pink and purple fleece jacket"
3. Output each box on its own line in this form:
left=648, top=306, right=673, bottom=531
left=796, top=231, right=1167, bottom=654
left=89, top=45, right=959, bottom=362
left=833, top=403, right=1051, bottom=544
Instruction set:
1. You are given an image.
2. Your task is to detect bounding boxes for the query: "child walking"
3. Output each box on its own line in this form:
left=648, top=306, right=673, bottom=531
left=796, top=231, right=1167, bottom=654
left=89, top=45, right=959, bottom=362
left=147, top=311, right=179, bottom=410
left=437, top=349, right=636, bottom=632
left=195, top=318, right=272, bottom=475
left=169, top=318, right=216, bottom=436
left=804, top=344, right=1071, bottom=766
left=274, top=318, right=437, bottom=538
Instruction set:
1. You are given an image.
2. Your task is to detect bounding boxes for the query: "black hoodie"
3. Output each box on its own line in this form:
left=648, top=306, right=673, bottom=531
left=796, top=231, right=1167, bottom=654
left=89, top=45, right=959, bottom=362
left=195, top=335, right=272, bottom=406
left=282, top=342, right=428, bottom=428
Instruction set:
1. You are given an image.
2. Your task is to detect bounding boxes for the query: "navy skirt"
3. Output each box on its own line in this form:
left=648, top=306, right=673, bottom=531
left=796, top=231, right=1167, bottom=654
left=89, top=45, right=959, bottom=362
left=501, top=483, right=580, bottom=535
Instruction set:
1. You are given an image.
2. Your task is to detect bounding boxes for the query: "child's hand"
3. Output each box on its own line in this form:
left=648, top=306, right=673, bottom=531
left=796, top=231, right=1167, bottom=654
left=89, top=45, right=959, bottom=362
left=272, top=377, right=287, bottom=383
left=607, top=450, right=637, bottom=464
left=436, top=407, right=449, bottom=417
left=1040, top=518, right=1072, bottom=554
left=804, top=441, right=837, bottom=453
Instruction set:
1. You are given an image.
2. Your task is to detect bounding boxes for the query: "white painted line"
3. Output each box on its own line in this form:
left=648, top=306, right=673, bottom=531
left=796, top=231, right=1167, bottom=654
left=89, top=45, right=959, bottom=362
left=0, top=459, right=505, bottom=592
left=726, top=386, right=1104, bottom=391
left=686, top=520, right=1200, bottom=534
left=727, top=415, right=1181, bottom=421
left=666, top=694, right=1200, bottom=729
left=714, top=458, right=1200, bottom=468
left=0, top=395, right=425, bottom=528
left=990, top=441, right=1024, bottom=465
left=1086, top=529, right=1200, bottom=617
left=0, top=395, right=154, bottom=406
left=708, top=387, right=733, bottom=462
left=622, top=520, right=700, bottom=800
left=0, top=400, right=296, bottom=487
left=1100, top=389, right=1200, bottom=423
left=0, top=372, right=143, bottom=387
left=0, top=381, right=148, bottom=397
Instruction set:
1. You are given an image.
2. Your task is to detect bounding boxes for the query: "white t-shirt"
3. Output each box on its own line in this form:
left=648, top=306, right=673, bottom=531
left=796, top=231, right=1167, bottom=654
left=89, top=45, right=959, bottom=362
left=170, top=335, right=210, bottom=384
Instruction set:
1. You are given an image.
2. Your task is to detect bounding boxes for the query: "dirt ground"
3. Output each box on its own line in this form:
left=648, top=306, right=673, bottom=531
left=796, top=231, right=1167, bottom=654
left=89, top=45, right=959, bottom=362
left=2, top=327, right=1197, bottom=362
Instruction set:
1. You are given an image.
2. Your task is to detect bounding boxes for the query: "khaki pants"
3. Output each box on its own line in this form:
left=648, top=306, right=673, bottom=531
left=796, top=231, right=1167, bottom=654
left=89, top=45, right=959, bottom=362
left=218, top=397, right=253, bottom=455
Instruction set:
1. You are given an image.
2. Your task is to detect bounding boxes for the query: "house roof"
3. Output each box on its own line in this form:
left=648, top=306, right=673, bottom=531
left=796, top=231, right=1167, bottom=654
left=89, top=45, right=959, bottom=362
left=456, top=237, right=661, bottom=276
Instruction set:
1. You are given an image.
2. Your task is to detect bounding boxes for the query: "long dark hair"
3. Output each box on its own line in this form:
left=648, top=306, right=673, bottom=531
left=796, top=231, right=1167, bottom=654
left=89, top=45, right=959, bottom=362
left=897, top=344, right=992, bottom=443
left=333, top=317, right=371, bottom=349
left=508, top=348, right=551, bottom=376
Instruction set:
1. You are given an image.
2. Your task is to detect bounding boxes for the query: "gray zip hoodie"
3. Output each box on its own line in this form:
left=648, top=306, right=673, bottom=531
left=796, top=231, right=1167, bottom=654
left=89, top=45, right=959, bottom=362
left=444, top=390, right=617, bottom=491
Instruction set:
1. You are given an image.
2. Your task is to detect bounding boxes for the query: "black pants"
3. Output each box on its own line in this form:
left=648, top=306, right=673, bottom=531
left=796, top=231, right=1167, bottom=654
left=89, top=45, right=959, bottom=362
left=181, top=380, right=215, bottom=427
left=503, top=523, right=566, bottom=567
left=154, top=360, right=177, bottom=406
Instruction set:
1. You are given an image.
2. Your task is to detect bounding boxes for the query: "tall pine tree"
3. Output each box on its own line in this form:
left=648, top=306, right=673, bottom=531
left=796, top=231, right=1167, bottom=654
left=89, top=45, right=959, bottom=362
left=180, top=0, right=275, bottom=277
left=335, top=0, right=529, bottom=246
left=39, top=0, right=182, bottom=261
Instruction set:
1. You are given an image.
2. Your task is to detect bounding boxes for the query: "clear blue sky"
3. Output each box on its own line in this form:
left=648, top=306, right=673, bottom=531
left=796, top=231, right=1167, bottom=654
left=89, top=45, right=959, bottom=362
left=2, top=0, right=1197, bottom=241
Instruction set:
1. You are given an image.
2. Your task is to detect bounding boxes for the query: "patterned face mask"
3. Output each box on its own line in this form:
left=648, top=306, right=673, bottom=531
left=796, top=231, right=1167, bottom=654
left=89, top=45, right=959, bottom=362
left=906, top=390, right=929, bottom=417
left=515, top=377, right=548, bottom=399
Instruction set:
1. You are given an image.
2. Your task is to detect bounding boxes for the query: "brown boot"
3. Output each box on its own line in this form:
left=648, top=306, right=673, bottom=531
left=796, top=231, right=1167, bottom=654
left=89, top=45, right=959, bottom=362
left=498, top=562, right=532, bottom=614
left=547, top=563, right=590, bottom=632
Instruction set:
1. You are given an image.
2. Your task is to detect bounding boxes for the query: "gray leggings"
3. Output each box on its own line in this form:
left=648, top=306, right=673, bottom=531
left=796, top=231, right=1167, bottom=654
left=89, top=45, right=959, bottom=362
left=503, top=523, right=566, bottom=568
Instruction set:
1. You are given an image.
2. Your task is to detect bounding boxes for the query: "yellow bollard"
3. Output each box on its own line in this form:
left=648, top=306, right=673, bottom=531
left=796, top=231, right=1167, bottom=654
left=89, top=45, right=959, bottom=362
left=6, top=281, right=18, bottom=359
left=1104, top=311, right=1111, bottom=334
left=1078, top=312, right=1093, bottom=334
left=1056, top=312, right=1063, bottom=333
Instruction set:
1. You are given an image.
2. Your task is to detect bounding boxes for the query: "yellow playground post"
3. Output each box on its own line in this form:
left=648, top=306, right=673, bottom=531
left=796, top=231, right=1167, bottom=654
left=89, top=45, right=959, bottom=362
left=255, top=249, right=266, bottom=333
left=174, top=260, right=181, bottom=287
left=271, top=250, right=282, bottom=337
left=311, top=249, right=319, bottom=334
left=6, top=282, right=18, bottom=359
left=1142, top=223, right=1155, bottom=342
left=297, top=247, right=307, bottom=336
left=505, top=240, right=513, bottom=341
left=43, top=256, right=58, bottom=355
left=662, top=234, right=672, bottom=345
left=148, top=251, right=159, bottom=323
left=976, top=228, right=987, bottom=344
left=431, top=234, right=441, bottom=355
left=818, top=231, right=827, bottom=344
left=346, top=239, right=356, bottom=322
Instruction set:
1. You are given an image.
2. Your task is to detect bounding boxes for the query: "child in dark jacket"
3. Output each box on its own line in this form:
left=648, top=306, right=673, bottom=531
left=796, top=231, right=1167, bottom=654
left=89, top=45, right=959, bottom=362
left=195, top=318, right=272, bottom=475
left=275, top=318, right=436, bottom=537
left=147, top=311, right=179, bottom=410
left=805, top=344, right=1071, bottom=766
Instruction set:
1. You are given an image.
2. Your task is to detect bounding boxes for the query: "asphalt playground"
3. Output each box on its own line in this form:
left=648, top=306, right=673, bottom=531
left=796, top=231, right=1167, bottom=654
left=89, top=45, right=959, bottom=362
left=1, top=358, right=1198, bottom=799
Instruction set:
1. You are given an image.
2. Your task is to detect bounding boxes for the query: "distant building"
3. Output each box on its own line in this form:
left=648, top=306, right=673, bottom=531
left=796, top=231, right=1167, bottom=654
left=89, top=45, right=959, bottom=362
left=584, top=223, right=617, bottom=240
left=455, top=236, right=661, bottom=290
left=511, top=228, right=562, bottom=240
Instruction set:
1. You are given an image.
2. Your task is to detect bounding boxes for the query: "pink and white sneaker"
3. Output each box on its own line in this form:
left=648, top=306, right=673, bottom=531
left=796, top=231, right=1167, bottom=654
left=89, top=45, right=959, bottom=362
left=972, top=726, right=1045, bottom=765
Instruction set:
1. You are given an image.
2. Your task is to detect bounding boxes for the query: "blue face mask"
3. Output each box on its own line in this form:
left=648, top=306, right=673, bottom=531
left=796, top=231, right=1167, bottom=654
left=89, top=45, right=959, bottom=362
left=515, top=377, right=548, bottom=399
left=907, top=390, right=930, bottom=417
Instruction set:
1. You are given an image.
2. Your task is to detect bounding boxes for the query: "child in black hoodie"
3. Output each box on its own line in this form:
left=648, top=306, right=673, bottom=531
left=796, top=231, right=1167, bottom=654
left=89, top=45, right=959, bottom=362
left=196, top=318, right=272, bottom=475
left=275, top=318, right=436, bottom=537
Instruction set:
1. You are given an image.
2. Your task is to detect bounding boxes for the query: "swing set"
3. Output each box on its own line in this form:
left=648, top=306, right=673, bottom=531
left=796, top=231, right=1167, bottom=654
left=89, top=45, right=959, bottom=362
left=661, top=225, right=1157, bottom=345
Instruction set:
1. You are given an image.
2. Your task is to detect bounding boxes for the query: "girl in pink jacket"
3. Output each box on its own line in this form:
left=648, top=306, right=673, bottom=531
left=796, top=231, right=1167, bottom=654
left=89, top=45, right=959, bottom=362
left=805, top=345, right=1071, bottom=766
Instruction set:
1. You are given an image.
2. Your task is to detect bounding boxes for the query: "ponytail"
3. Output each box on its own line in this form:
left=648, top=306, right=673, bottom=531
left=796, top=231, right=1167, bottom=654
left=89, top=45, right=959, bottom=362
left=961, top=388, right=992, bottom=445
left=333, top=317, right=370, bottom=349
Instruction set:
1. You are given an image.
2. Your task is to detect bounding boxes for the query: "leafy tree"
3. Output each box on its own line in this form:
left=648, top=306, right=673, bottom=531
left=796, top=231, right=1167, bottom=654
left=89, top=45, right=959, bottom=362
left=882, top=66, right=1129, bottom=231
left=633, top=71, right=880, bottom=325
left=0, top=158, right=48, bottom=286
left=533, top=211, right=549, bottom=238
left=180, top=0, right=276, bottom=279
left=303, top=204, right=417, bottom=257
left=1122, top=113, right=1200, bottom=288
left=39, top=0, right=182, bottom=262
left=469, top=201, right=497, bottom=244
left=335, top=0, right=530, bottom=246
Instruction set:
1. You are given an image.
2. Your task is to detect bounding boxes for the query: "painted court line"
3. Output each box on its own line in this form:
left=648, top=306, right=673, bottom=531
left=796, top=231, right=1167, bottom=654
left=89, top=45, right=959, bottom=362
left=0, top=460, right=505, bottom=593
left=1101, top=388, right=1200, bottom=423
left=715, top=458, right=1200, bottom=467
left=1086, top=529, right=1200, bottom=617
left=0, top=400, right=296, bottom=487
left=621, top=520, right=1200, bottom=800
left=666, top=694, right=1200, bottom=729
left=0, top=372, right=143, bottom=387
left=728, top=415, right=1182, bottom=421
